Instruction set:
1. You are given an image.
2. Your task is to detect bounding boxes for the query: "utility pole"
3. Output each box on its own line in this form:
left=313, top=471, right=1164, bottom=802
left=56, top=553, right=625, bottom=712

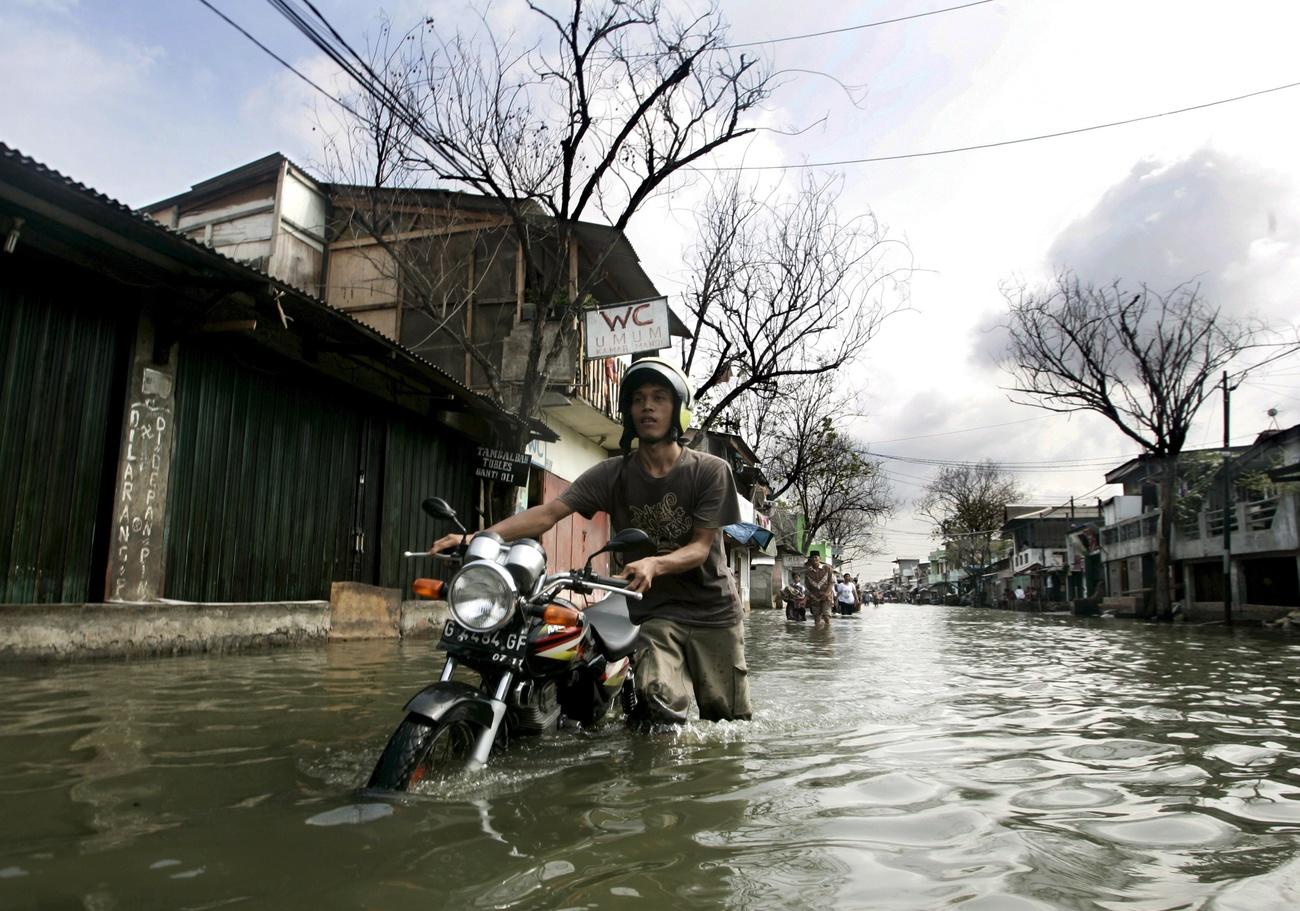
left=1222, top=371, right=1233, bottom=626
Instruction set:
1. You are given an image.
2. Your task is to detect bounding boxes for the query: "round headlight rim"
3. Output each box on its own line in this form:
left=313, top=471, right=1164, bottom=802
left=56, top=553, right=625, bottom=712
left=448, top=559, right=518, bottom=633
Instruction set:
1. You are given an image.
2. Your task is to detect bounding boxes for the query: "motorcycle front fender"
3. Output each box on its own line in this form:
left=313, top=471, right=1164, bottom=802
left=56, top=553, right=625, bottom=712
left=404, top=681, right=497, bottom=729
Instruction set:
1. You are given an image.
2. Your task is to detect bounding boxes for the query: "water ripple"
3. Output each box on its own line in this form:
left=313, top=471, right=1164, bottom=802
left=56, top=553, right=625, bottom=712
left=2, top=608, right=1300, bottom=909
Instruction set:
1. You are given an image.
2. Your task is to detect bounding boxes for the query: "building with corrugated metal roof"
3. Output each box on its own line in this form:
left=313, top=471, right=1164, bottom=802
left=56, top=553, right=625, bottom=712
left=139, top=153, right=691, bottom=577
left=0, top=143, right=529, bottom=644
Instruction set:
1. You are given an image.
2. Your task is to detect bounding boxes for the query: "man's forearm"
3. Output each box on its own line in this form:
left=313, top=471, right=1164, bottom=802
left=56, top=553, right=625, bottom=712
left=486, top=504, right=560, bottom=541
left=649, top=539, right=711, bottom=576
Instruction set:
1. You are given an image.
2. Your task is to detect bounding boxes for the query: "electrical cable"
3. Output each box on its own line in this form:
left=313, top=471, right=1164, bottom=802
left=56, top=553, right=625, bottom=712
left=867, top=450, right=1143, bottom=471
left=719, top=0, right=997, bottom=50
left=196, top=0, right=365, bottom=122
left=205, top=0, right=1299, bottom=184
left=693, top=78, right=1300, bottom=171
left=865, top=414, right=1049, bottom=444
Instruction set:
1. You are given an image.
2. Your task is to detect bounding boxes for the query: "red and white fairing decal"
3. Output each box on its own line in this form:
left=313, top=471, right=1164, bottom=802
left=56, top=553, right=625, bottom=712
left=532, top=625, right=583, bottom=661
left=602, top=656, right=630, bottom=687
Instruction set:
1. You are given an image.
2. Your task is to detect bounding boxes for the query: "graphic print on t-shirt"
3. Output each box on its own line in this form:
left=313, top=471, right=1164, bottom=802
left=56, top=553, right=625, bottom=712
left=629, top=492, right=693, bottom=550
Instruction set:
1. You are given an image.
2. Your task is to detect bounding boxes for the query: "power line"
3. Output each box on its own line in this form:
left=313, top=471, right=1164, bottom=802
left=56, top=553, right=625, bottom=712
left=694, top=78, right=1300, bottom=171
left=872, top=449, right=1136, bottom=466
left=866, top=415, right=1048, bottom=444
left=720, top=0, right=997, bottom=50
left=867, top=449, right=1141, bottom=469
left=196, top=0, right=364, bottom=121
left=1229, top=345, right=1300, bottom=382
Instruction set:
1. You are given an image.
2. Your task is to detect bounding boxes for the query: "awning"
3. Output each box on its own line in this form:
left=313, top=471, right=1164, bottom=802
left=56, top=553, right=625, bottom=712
left=724, top=522, right=775, bottom=551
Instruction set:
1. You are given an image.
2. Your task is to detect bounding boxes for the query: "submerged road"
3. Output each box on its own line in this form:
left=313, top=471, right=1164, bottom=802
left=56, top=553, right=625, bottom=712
left=2, top=605, right=1299, bottom=910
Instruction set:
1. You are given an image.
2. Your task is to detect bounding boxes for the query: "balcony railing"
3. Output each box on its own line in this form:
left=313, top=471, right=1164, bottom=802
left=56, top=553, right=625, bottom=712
left=1206, top=506, right=1239, bottom=538
left=1102, top=494, right=1287, bottom=552
left=578, top=356, right=624, bottom=424
left=1205, top=495, right=1278, bottom=536
left=1101, top=511, right=1159, bottom=547
left=1245, top=496, right=1279, bottom=531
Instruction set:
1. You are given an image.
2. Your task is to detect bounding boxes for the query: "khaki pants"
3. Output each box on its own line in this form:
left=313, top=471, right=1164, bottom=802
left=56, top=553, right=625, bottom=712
left=636, top=618, right=752, bottom=722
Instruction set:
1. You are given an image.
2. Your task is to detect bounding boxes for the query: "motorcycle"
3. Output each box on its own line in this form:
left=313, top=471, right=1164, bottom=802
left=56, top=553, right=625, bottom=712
left=368, top=496, right=655, bottom=791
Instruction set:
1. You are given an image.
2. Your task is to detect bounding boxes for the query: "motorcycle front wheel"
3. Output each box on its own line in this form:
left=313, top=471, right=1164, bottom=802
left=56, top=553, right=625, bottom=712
left=367, top=708, right=480, bottom=790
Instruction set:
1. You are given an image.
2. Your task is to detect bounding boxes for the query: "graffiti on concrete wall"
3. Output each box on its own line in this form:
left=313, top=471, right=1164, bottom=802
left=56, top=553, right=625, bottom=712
left=109, top=366, right=174, bottom=602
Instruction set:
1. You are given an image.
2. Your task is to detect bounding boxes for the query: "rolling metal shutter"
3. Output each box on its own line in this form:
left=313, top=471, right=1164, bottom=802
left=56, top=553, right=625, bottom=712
left=164, top=341, right=375, bottom=602
left=0, top=278, right=125, bottom=603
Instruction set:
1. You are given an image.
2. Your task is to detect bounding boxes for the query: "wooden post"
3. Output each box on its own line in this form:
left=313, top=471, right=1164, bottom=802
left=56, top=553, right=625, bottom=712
left=1223, top=371, right=1233, bottom=625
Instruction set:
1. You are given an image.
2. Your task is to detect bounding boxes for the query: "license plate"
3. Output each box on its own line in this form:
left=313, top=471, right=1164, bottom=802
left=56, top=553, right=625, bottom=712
left=440, top=620, right=527, bottom=671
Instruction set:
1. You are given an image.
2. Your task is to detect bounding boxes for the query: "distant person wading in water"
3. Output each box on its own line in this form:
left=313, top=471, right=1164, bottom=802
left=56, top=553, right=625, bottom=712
left=804, top=553, right=835, bottom=630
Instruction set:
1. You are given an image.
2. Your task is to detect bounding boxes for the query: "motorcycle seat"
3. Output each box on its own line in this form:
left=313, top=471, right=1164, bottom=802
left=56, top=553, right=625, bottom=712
left=584, top=594, right=640, bottom=660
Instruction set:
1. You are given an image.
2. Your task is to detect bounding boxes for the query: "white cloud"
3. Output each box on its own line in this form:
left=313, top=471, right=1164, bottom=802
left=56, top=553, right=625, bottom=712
left=239, top=52, right=354, bottom=173
left=0, top=19, right=164, bottom=193
left=1048, top=148, right=1300, bottom=324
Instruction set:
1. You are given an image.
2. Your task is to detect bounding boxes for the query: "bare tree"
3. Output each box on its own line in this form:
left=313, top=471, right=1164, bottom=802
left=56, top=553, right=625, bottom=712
left=303, top=0, right=773, bottom=444
left=917, top=460, right=1022, bottom=603
left=798, top=433, right=891, bottom=558
left=1001, top=273, right=1277, bottom=617
left=761, top=393, right=892, bottom=554
left=678, top=174, right=909, bottom=435
left=733, top=370, right=854, bottom=500
left=822, top=510, right=881, bottom=568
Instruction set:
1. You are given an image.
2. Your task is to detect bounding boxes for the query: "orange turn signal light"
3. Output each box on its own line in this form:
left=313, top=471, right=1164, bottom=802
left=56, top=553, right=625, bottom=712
left=412, top=578, right=445, bottom=600
left=540, top=604, right=582, bottom=627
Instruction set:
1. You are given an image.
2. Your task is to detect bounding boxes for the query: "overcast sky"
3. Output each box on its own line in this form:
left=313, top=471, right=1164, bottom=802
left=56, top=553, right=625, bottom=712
left=4, top=0, right=1299, bottom=580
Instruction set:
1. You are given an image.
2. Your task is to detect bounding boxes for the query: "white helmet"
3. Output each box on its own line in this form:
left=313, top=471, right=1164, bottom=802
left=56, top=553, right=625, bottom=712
left=617, top=356, right=695, bottom=452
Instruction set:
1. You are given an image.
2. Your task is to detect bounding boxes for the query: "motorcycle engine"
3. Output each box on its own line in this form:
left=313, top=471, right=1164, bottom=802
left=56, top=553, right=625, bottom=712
left=508, top=679, right=561, bottom=734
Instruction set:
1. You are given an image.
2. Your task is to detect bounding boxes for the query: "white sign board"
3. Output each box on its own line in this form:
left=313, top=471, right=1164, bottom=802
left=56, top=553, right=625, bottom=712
left=584, top=297, right=670, bottom=359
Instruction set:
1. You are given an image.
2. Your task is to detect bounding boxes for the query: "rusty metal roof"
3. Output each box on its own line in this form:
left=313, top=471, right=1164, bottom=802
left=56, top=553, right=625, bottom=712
left=0, top=142, right=526, bottom=437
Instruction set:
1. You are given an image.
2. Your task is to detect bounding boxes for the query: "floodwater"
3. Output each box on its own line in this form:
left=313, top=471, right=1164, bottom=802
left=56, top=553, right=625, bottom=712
left=3, top=607, right=1300, bottom=910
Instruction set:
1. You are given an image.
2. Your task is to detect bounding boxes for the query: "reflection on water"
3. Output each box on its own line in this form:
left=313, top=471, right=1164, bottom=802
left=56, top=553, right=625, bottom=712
left=1, top=606, right=1299, bottom=909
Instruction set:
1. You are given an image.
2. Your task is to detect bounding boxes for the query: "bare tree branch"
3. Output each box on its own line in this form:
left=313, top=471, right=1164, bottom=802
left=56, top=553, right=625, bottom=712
left=310, top=1, right=774, bottom=447
left=678, top=173, right=910, bottom=437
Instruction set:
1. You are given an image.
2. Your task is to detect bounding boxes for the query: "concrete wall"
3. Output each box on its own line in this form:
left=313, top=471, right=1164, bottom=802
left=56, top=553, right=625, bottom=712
left=0, top=601, right=330, bottom=660
left=527, top=414, right=612, bottom=482
left=1102, top=495, right=1143, bottom=525
left=1183, top=601, right=1292, bottom=624
left=0, top=594, right=451, bottom=662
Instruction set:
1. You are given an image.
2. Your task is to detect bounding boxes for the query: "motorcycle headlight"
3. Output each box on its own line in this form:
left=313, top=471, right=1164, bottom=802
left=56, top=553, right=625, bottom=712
left=448, top=561, right=517, bottom=632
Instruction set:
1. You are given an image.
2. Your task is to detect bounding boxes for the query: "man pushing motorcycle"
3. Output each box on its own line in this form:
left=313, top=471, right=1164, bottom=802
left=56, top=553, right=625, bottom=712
left=430, top=357, right=751, bottom=725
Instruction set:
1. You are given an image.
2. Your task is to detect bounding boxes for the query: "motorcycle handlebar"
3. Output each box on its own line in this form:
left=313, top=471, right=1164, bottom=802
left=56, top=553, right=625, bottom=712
left=589, top=573, right=629, bottom=589
left=540, top=571, right=642, bottom=601
left=402, top=550, right=461, bottom=561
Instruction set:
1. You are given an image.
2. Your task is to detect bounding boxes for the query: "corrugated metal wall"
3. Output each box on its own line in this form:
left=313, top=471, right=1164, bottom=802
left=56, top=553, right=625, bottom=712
left=0, top=277, right=125, bottom=603
left=380, top=418, right=477, bottom=592
left=164, top=342, right=378, bottom=602
left=165, top=340, right=479, bottom=602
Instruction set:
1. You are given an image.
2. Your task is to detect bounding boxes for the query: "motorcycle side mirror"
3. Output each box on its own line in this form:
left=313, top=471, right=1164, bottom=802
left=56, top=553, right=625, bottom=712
left=586, top=528, right=656, bottom=574
left=422, top=497, right=466, bottom=534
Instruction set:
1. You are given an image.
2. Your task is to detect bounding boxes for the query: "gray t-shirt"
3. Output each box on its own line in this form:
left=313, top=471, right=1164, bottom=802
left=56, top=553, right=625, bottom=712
left=558, top=448, right=742, bottom=627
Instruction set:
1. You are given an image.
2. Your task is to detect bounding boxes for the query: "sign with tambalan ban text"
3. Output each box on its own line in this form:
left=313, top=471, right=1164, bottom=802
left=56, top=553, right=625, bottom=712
left=474, top=447, right=532, bottom=487
left=584, top=297, right=670, bottom=359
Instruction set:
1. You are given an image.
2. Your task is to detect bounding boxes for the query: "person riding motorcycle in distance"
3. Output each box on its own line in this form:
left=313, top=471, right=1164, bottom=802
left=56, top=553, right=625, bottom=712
left=429, top=356, right=751, bottom=725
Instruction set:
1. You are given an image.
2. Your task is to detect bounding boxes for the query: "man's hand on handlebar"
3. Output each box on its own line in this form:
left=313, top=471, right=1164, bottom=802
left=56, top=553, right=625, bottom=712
left=428, top=531, right=471, bottom=555
left=618, top=556, right=659, bottom=594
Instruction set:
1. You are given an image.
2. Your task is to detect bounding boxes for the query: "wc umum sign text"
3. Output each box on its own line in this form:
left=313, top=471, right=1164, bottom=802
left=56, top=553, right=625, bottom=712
left=583, top=296, right=671, bottom=359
